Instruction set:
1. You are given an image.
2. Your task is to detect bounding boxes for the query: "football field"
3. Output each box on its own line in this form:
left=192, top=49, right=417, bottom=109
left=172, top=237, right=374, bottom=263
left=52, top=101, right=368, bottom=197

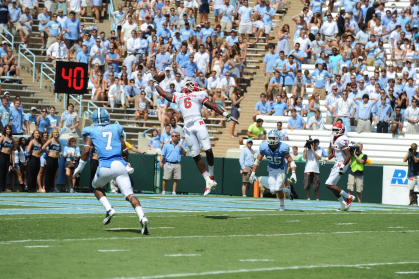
left=1, top=193, right=419, bottom=279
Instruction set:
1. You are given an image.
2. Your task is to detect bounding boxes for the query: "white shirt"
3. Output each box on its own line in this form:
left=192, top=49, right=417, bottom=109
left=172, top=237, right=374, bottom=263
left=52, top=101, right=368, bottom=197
left=334, top=98, right=356, bottom=117
left=193, top=51, right=210, bottom=71
left=294, top=37, right=311, bottom=57
left=405, top=106, right=419, bottom=120
left=217, top=76, right=236, bottom=89
left=304, top=147, right=323, bottom=173
left=390, top=30, right=400, bottom=48
left=321, top=20, right=338, bottom=36
left=121, top=22, right=139, bottom=42
left=46, top=42, right=68, bottom=59
left=171, top=79, right=184, bottom=92
left=90, top=45, right=105, bottom=66
left=141, top=22, right=154, bottom=31
left=108, top=84, right=124, bottom=99
left=308, top=116, right=325, bottom=130
left=207, top=76, right=220, bottom=90
left=127, top=37, right=141, bottom=53
left=57, top=16, right=68, bottom=34
left=67, top=0, right=81, bottom=12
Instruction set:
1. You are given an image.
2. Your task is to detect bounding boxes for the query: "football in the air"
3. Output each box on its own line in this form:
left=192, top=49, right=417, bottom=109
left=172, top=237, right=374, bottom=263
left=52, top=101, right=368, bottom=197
left=154, top=72, right=165, bottom=82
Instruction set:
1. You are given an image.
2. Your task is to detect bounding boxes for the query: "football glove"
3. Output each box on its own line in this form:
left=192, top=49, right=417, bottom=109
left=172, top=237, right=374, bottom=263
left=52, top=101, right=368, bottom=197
left=73, top=167, right=83, bottom=178
left=126, top=163, right=134, bottom=174
left=321, top=158, right=328, bottom=167
left=249, top=172, right=257, bottom=183
left=223, top=112, right=239, bottom=124
left=290, top=171, right=297, bottom=183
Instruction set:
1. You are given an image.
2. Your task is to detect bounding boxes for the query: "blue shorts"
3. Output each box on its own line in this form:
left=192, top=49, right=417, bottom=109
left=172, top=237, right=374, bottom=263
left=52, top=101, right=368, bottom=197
left=374, top=61, right=385, bottom=67
left=213, top=8, right=221, bottom=16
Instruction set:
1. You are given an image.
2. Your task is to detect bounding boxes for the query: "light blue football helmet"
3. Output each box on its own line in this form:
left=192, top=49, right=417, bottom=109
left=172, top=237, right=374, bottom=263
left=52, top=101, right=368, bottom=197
left=92, top=108, right=110, bottom=126
left=267, top=130, right=280, bottom=146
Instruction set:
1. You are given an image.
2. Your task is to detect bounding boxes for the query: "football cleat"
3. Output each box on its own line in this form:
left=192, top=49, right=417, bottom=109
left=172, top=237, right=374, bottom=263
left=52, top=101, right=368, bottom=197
left=140, top=217, right=150, bottom=235
left=286, top=186, right=294, bottom=201
left=279, top=205, right=285, bottom=211
left=339, top=201, right=346, bottom=211
left=103, top=208, right=116, bottom=225
left=344, top=195, right=355, bottom=211
left=204, top=179, right=217, bottom=196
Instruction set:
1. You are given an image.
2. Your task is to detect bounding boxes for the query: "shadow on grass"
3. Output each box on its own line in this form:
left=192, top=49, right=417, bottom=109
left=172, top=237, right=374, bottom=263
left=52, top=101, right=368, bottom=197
left=204, top=216, right=233, bottom=219
left=104, top=228, right=143, bottom=233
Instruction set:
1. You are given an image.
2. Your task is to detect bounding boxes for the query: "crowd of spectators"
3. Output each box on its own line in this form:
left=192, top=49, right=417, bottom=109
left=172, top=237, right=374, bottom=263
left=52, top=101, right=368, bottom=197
left=257, top=0, right=419, bottom=136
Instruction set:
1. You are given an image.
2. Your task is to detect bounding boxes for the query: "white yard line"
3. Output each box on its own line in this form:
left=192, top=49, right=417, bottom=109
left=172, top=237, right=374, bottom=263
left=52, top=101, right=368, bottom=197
left=97, top=250, right=131, bottom=252
left=106, top=261, right=419, bottom=279
left=164, top=254, right=201, bottom=257
left=395, top=271, right=419, bottom=274
left=24, top=246, right=50, bottom=248
left=239, top=259, right=274, bottom=262
left=1, top=230, right=419, bottom=245
left=335, top=223, right=357, bottom=225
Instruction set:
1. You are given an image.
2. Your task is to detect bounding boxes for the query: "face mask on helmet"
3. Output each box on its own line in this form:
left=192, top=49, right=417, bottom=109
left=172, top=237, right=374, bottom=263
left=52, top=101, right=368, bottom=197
left=182, top=81, right=199, bottom=93
left=268, top=135, right=279, bottom=145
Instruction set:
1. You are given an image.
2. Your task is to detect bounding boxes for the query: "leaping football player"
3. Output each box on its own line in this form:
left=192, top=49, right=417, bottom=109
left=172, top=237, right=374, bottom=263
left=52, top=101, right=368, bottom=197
left=73, top=108, right=150, bottom=235
left=249, top=130, right=296, bottom=211
left=151, top=76, right=239, bottom=196
left=322, top=122, right=355, bottom=211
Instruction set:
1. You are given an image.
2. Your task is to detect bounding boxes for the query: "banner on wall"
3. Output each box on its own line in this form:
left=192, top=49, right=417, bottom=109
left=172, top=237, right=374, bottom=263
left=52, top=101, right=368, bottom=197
left=382, top=166, right=419, bottom=205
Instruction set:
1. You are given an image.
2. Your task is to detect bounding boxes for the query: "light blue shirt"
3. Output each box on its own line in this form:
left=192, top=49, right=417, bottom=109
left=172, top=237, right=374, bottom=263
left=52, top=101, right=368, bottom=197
left=199, top=27, right=215, bottom=42
left=365, top=41, right=378, bottom=59
left=10, top=107, right=23, bottom=134
left=255, top=100, right=271, bottom=114
left=148, top=135, right=161, bottom=150
left=273, top=58, right=286, bottom=74
left=239, top=147, right=255, bottom=169
left=45, top=20, right=61, bottom=37
left=373, top=103, right=393, bottom=121
left=181, top=61, right=198, bottom=77
left=38, top=13, right=50, bottom=30
left=238, top=6, right=253, bottom=23
left=46, top=115, right=59, bottom=134
left=175, top=51, right=191, bottom=65
left=356, top=100, right=375, bottom=119
left=287, top=115, right=305, bottom=129
left=261, top=6, right=275, bottom=25
left=8, top=6, right=21, bottom=22
left=0, top=106, right=13, bottom=128
left=264, top=53, right=279, bottom=73
left=76, top=51, right=90, bottom=64
left=160, top=132, right=171, bottom=144
left=271, top=101, right=289, bottom=115
left=221, top=5, right=235, bottom=22
left=155, top=52, right=172, bottom=72
left=179, top=28, right=195, bottom=41
left=310, top=69, right=331, bottom=88
left=63, top=18, right=81, bottom=40
left=226, top=35, right=238, bottom=46
left=156, top=28, right=171, bottom=43
left=161, top=141, right=183, bottom=162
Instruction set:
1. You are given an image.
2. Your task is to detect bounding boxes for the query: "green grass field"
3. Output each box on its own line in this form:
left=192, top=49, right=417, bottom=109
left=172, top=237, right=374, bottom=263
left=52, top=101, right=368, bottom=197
left=0, top=194, right=418, bottom=279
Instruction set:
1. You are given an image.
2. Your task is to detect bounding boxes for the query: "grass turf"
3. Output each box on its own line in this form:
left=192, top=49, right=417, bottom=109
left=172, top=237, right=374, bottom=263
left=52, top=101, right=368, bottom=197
left=0, top=195, right=419, bottom=279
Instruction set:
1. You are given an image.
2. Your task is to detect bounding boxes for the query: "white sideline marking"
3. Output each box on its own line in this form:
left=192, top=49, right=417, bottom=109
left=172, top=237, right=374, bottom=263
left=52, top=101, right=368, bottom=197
left=106, top=261, right=419, bottom=279
left=388, top=227, right=405, bottom=229
left=236, top=217, right=254, bottom=219
left=286, top=220, right=301, bottom=222
left=239, top=259, right=274, bottom=262
left=105, top=227, right=174, bottom=231
left=2, top=229, right=419, bottom=245
left=164, top=254, right=201, bottom=257
left=335, top=223, right=357, bottom=225
left=97, top=250, right=131, bottom=253
left=395, top=271, right=419, bottom=274
left=24, top=245, right=50, bottom=248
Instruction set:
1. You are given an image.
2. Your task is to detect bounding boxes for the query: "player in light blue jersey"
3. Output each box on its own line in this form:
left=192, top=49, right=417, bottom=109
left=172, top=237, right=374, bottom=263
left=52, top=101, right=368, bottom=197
left=73, top=108, right=149, bottom=235
left=249, top=130, right=297, bottom=211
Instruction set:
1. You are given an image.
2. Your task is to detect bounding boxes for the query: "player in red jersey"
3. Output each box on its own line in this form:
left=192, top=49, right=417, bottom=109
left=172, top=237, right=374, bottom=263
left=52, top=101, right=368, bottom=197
left=322, top=122, right=356, bottom=211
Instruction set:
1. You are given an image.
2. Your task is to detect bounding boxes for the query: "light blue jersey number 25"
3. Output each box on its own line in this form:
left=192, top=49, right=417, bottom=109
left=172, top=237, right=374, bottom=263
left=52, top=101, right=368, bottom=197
left=265, top=155, right=282, bottom=165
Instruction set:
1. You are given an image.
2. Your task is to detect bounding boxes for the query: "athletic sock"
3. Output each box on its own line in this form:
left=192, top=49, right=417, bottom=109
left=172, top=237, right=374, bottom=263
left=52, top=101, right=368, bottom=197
left=279, top=198, right=285, bottom=206
left=340, top=190, right=350, bottom=199
left=208, top=165, right=214, bottom=177
left=99, top=196, right=112, bottom=211
left=338, top=196, right=345, bottom=203
left=202, top=171, right=210, bottom=179
left=135, top=206, right=145, bottom=220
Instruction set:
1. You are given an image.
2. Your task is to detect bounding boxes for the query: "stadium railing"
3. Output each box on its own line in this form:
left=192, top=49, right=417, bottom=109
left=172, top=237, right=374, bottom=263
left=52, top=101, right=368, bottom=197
left=0, top=25, right=14, bottom=48
left=18, top=44, right=36, bottom=81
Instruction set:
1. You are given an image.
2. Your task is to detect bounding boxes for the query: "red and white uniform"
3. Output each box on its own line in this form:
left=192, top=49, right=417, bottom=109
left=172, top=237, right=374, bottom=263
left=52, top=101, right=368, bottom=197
left=325, top=135, right=350, bottom=185
left=172, top=91, right=211, bottom=156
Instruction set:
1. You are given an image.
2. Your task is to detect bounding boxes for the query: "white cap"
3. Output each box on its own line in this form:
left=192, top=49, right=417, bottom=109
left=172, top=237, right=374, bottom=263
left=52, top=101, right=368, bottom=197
left=363, top=71, right=369, bottom=75
left=31, top=107, right=37, bottom=111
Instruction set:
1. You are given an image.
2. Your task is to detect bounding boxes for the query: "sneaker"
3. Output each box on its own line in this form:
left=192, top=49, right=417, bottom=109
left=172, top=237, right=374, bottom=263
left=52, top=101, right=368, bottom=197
left=344, top=195, right=355, bottom=211
left=204, top=179, right=217, bottom=196
left=286, top=186, right=294, bottom=201
left=110, top=179, right=118, bottom=193
left=69, top=188, right=74, bottom=193
left=339, top=201, right=346, bottom=211
left=172, top=192, right=176, bottom=195
left=140, top=217, right=150, bottom=235
left=53, top=188, right=60, bottom=193
left=279, top=205, right=285, bottom=211
left=103, top=208, right=116, bottom=225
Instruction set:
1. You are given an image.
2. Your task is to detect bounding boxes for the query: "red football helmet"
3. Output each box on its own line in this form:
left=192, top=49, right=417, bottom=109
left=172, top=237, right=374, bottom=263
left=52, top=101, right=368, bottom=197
left=182, top=80, right=199, bottom=93
left=332, top=122, right=345, bottom=137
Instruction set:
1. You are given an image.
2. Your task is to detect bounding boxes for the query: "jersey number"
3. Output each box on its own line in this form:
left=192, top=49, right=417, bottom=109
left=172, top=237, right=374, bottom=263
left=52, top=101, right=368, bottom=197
left=266, top=155, right=282, bottom=165
left=102, top=131, right=113, bottom=150
left=184, top=98, right=192, bottom=109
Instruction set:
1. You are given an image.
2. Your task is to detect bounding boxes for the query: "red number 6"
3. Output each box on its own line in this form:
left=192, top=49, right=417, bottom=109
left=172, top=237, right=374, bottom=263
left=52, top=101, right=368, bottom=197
left=184, top=98, right=192, bottom=109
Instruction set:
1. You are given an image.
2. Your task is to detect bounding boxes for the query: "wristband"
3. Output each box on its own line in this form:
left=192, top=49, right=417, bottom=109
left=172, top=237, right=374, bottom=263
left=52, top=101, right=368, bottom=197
left=213, top=104, right=217, bottom=110
left=222, top=112, right=229, bottom=118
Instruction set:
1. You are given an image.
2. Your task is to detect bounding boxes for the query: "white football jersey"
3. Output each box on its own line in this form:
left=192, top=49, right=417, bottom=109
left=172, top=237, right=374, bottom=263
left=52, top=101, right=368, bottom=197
left=172, top=91, right=209, bottom=122
left=331, top=135, right=349, bottom=164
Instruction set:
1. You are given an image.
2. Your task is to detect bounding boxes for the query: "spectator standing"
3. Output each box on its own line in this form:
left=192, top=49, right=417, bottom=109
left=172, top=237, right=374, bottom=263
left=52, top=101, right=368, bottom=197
left=390, top=107, right=405, bottom=136
left=106, top=44, right=121, bottom=73
left=324, top=85, right=340, bottom=124
left=373, top=96, right=393, bottom=133
left=45, top=106, right=59, bottom=134
left=288, top=108, right=306, bottom=131
left=108, top=77, right=126, bottom=111
left=169, top=117, right=183, bottom=138
left=90, top=37, right=106, bottom=73
left=159, top=132, right=186, bottom=195
left=334, top=91, right=356, bottom=131
left=121, top=15, right=138, bottom=54
left=63, top=136, right=80, bottom=193
left=0, top=96, right=12, bottom=129
left=112, top=6, right=126, bottom=41
left=303, top=138, right=323, bottom=201
left=0, top=0, right=9, bottom=35
left=155, top=47, right=172, bottom=73
left=263, top=44, right=279, bottom=95
left=125, top=78, right=139, bottom=108
left=38, top=7, right=51, bottom=51
left=240, top=118, right=266, bottom=145
left=8, top=0, right=22, bottom=36
left=239, top=138, right=255, bottom=197
left=44, top=13, right=62, bottom=50
left=347, top=143, right=367, bottom=203
left=62, top=11, right=81, bottom=49
left=253, top=93, right=271, bottom=122
left=10, top=100, right=24, bottom=135
left=219, top=0, right=235, bottom=35
left=194, top=44, right=210, bottom=75
left=238, top=0, right=253, bottom=42
left=282, top=54, right=297, bottom=93
left=59, top=103, right=79, bottom=134
left=403, top=143, right=419, bottom=205
left=307, top=63, right=331, bottom=100
left=354, top=94, right=376, bottom=133
left=405, top=99, right=419, bottom=134
left=67, top=0, right=81, bottom=19
left=46, top=36, right=69, bottom=66
left=19, top=8, right=32, bottom=49
left=24, top=107, right=37, bottom=135
left=321, top=13, right=338, bottom=41
left=160, top=124, right=172, bottom=146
